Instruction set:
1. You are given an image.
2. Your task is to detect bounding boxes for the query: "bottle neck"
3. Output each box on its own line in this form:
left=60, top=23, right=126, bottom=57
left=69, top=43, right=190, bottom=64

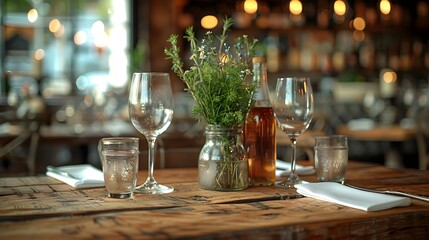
left=252, top=61, right=271, bottom=106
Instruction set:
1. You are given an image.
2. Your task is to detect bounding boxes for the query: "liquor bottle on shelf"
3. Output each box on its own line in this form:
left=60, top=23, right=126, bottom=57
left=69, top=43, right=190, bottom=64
left=243, top=57, right=276, bottom=186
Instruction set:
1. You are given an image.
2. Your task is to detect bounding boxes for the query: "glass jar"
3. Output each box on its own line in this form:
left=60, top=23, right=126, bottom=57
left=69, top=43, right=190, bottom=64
left=198, top=125, right=248, bottom=191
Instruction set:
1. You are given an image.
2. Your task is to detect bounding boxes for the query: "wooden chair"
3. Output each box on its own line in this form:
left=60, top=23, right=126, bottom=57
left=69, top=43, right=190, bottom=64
left=0, top=120, right=40, bottom=176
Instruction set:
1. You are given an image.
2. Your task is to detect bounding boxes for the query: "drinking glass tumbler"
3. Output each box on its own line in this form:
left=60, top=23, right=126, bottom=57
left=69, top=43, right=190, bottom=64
left=99, top=137, right=139, bottom=198
left=314, top=135, right=348, bottom=184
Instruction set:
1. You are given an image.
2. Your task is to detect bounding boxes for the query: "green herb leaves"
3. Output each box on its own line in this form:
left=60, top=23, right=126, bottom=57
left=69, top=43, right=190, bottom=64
left=165, top=17, right=259, bottom=127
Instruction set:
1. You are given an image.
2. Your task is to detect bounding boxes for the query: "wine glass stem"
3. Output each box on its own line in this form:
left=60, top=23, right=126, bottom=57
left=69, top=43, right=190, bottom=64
left=290, top=138, right=297, bottom=175
left=147, top=137, right=157, bottom=184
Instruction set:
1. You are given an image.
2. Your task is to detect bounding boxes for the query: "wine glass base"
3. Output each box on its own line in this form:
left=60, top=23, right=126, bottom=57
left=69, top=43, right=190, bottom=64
left=275, top=174, right=302, bottom=188
left=108, top=192, right=133, bottom=199
left=135, top=183, right=174, bottom=194
left=275, top=180, right=302, bottom=188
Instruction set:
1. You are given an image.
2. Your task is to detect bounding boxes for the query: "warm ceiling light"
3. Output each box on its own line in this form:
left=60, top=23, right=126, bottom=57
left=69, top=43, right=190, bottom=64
left=27, top=9, right=38, bottom=23
left=94, top=32, right=108, bottom=48
left=201, top=15, right=218, bottom=29
left=91, top=21, right=105, bottom=36
left=244, top=0, right=258, bottom=14
left=380, top=0, right=391, bottom=15
left=353, top=17, right=366, bottom=31
left=383, top=71, right=397, bottom=83
left=290, top=0, right=303, bottom=15
left=49, top=19, right=61, bottom=33
left=54, top=24, right=65, bottom=37
left=34, top=49, right=45, bottom=60
left=74, top=31, right=87, bottom=45
left=334, top=0, right=347, bottom=16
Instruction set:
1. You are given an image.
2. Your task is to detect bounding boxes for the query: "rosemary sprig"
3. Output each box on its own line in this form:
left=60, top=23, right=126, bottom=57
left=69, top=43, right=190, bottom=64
left=165, top=17, right=259, bottom=127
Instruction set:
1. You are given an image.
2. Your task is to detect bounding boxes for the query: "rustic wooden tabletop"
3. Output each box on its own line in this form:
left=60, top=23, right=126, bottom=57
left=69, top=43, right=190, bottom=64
left=1, top=161, right=428, bottom=239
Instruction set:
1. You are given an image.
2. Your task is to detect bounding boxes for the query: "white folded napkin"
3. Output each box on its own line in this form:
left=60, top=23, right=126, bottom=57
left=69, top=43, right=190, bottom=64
left=46, top=164, right=105, bottom=189
left=276, top=160, right=315, bottom=177
left=295, top=182, right=411, bottom=212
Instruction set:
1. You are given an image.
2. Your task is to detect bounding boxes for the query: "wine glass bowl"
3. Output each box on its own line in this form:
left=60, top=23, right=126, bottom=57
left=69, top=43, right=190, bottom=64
left=273, top=77, right=314, bottom=187
left=129, top=72, right=174, bottom=194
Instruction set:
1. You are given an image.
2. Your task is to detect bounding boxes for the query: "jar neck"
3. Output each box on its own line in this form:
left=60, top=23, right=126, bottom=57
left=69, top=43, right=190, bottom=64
left=205, top=124, right=242, bottom=136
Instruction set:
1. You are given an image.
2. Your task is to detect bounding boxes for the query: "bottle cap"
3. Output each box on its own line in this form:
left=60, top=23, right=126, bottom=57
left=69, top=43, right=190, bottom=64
left=252, top=57, right=266, bottom=63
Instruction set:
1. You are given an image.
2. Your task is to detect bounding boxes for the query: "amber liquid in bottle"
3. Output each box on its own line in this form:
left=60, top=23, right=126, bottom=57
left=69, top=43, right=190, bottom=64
left=243, top=57, right=276, bottom=186
left=244, top=107, right=277, bottom=186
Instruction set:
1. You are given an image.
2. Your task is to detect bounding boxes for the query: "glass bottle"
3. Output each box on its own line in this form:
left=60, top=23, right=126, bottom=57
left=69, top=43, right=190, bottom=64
left=243, top=57, right=277, bottom=186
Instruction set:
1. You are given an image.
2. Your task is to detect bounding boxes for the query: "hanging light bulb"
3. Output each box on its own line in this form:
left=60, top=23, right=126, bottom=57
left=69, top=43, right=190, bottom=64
left=34, top=49, right=45, bottom=61
left=244, top=0, right=258, bottom=14
left=289, top=0, right=303, bottom=15
left=334, top=0, right=347, bottom=16
left=27, top=9, right=38, bottom=23
left=74, top=31, right=87, bottom=45
left=49, top=19, right=61, bottom=33
left=383, top=70, right=397, bottom=83
left=201, top=15, right=218, bottom=29
left=353, top=17, right=366, bottom=31
left=91, top=21, right=105, bottom=37
left=380, top=0, right=391, bottom=15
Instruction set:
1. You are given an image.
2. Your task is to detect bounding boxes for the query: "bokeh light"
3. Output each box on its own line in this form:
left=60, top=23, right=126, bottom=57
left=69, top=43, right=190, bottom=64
left=383, top=71, right=397, bottom=83
left=74, top=31, right=87, bottom=45
left=244, top=0, right=258, bottom=14
left=289, top=0, right=303, bottom=15
left=353, top=17, right=366, bottom=31
left=91, top=21, right=105, bottom=36
left=380, top=0, right=391, bottom=15
left=54, top=24, right=65, bottom=38
left=201, top=15, right=218, bottom=29
left=28, top=9, right=38, bottom=23
left=334, top=0, right=347, bottom=16
left=49, top=19, right=61, bottom=33
left=34, top=49, right=45, bottom=60
left=94, top=32, right=108, bottom=48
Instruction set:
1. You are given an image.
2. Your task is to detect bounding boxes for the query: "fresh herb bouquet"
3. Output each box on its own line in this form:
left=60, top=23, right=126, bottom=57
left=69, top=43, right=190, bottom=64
left=164, top=17, right=258, bottom=127
left=165, top=17, right=259, bottom=191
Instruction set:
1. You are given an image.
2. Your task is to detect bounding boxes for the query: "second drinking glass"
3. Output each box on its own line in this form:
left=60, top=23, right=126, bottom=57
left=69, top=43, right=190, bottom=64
left=273, top=77, right=314, bottom=188
left=128, top=72, right=174, bottom=194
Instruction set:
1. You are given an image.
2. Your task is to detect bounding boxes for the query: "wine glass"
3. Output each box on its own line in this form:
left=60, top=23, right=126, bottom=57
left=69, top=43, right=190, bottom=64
left=273, top=77, right=314, bottom=188
left=128, top=72, right=174, bottom=194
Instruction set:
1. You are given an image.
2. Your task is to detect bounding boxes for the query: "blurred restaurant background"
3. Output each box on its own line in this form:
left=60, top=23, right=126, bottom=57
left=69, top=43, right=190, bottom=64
left=1, top=0, right=428, bottom=176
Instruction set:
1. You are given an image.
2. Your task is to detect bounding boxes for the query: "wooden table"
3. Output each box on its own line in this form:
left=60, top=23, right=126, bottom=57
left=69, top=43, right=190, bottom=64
left=1, top=161, right=429, bottom=239
left=336, top=124, right=417, bottom=142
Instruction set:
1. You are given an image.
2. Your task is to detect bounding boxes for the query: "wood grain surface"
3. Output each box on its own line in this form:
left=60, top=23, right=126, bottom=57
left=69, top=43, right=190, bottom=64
left=1, top=162, right=429, bottom=239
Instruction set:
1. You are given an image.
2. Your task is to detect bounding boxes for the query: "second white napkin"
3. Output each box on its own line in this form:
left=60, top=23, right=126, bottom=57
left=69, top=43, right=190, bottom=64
left=46, top=164, right=105, bottom=189
left=295, top=182, right=411, bottom=212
